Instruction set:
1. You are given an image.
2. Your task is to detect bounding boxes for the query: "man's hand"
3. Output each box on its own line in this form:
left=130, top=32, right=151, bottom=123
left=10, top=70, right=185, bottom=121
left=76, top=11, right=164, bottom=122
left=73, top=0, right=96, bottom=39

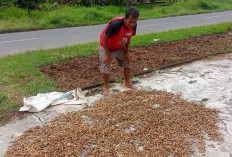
left=124, top=52, right=131, bottom=62
left=104, top=55, right=112, bottom=65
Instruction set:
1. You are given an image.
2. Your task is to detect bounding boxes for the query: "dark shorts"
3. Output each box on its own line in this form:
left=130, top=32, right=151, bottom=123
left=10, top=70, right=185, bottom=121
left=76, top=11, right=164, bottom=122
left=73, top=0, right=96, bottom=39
left=99, top=46, right=130, bottom=74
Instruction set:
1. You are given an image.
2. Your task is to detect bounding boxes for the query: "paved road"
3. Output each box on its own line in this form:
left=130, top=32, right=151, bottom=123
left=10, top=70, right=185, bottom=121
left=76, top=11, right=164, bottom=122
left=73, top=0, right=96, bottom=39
left=0, top=10, right=232, bottom=57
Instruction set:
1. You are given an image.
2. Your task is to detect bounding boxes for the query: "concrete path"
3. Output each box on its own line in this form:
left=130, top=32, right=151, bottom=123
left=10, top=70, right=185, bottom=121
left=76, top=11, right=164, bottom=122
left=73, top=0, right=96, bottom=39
left=1, top=10, right=232, bottom=57
left=0, top=53, right=232, bottom=156
left=138, top=53, right=232, bottom=157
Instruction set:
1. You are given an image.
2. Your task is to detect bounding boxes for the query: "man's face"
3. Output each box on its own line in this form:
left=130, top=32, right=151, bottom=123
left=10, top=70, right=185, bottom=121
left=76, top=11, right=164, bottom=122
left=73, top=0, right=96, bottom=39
left=124, top=15, right=138, bottom=29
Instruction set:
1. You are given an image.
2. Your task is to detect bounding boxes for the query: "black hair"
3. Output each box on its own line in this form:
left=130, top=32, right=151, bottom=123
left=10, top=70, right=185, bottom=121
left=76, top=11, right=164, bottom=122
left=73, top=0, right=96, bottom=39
left=125, top=6, right=139, bottom=19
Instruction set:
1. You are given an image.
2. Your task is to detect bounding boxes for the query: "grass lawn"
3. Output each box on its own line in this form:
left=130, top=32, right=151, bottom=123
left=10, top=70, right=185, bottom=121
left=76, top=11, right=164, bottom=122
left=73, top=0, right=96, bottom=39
left=0, top=22, right=232, bottom=125
left=0, top=0, right=232, bottom=33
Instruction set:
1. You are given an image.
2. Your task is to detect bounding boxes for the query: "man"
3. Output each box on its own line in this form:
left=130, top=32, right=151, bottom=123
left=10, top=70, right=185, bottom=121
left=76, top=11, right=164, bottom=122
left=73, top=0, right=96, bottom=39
left=99, top=6, right=139, bottom=96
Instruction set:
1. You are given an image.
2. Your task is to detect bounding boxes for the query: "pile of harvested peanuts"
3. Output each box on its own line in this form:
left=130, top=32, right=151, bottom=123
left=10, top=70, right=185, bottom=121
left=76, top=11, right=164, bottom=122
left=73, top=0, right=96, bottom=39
left=6, top=90, right=222, bottom=157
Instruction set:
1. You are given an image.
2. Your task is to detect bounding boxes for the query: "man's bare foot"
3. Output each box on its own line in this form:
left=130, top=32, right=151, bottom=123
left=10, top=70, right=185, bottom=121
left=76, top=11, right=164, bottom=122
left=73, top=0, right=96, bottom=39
left=125, top=83, right=138, bottom=90
left=103, top=88, right=110, bottom=97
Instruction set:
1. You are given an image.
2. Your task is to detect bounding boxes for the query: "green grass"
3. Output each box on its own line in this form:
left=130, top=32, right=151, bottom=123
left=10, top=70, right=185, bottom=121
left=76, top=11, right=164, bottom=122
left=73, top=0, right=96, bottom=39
left=131, top=21, right=232, bottom=47
left=0, top=22, right=232, bottom=125
left=1, top=0, right=232, bottom=33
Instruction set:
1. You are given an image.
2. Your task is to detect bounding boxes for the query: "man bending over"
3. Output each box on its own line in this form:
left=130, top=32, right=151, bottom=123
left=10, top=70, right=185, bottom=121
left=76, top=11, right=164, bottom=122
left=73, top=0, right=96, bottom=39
left=99, top=6, right=139, bottom=96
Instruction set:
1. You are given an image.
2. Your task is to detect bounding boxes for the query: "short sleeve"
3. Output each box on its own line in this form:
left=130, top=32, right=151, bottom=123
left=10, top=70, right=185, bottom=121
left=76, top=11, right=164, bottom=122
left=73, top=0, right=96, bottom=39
left=105, top=19, right=122, bottom=38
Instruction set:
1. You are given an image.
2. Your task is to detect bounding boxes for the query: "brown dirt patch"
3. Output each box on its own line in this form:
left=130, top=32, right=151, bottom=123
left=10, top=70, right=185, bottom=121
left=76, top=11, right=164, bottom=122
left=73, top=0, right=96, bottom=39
left=40, top=31, right=232, bottom=91
left=5, top=90, right=222, bottom=156
left=0, top=111, right=26, bottom=125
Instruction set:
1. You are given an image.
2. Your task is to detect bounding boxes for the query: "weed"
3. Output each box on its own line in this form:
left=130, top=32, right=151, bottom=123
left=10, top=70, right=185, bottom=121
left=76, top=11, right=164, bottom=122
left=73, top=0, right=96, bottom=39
left=115, top=76, right=123, bottom=83
left=171, top=57, right=181, bottom=61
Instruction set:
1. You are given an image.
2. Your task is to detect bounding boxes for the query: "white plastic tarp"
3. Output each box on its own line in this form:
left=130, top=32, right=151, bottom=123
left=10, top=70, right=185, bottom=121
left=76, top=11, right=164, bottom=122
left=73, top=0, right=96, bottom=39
left=19, top=88, right=87, bottom=112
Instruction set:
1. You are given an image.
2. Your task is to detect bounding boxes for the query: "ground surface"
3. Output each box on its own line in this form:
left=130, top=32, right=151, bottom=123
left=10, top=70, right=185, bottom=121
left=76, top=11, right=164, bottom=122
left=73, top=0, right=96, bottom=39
left=137, top=53, right=232, bottom=157
left=41, top=31, right=232, bottom=91
left=1, top=30, right=232, bottom=156
left=1, top=51, right=232, bottom=157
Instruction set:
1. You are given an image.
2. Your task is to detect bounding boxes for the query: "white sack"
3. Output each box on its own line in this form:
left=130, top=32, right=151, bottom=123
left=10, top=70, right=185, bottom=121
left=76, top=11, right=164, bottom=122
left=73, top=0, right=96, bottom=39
left=20, top=88, right=87, bottom=112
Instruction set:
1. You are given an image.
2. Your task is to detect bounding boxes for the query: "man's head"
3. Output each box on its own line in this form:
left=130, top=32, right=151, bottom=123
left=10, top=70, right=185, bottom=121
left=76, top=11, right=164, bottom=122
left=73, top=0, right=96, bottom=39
left=124, top=6, right=139, bottom=29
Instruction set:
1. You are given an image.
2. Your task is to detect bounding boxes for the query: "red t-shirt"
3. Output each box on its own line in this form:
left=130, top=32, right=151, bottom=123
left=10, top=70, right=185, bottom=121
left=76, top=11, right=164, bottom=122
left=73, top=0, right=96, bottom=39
left=100, top=17, right=137, bottom=50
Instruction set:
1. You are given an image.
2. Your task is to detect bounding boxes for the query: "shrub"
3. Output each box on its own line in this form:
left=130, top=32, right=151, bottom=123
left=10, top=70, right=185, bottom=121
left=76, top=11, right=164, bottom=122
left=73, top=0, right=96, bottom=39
left=39, top=3, right=56, bottom=11
left=16, top=0, right=45, bottom=9
left=199, top=0, right=218, bottom=10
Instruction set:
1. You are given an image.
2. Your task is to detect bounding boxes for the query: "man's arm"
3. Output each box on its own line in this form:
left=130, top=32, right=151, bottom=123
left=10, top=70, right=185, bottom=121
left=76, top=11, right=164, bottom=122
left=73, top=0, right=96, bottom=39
left=103, top=34, right=112, bottom=65
left=124, top=38, right=131, bottom=62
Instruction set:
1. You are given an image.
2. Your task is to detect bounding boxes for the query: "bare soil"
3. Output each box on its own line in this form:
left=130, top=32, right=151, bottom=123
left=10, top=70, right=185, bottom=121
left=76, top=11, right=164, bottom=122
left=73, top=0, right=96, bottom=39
left=40, top=31, right=232, bottom=91
left=0, top=111, right=26, bottom=125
